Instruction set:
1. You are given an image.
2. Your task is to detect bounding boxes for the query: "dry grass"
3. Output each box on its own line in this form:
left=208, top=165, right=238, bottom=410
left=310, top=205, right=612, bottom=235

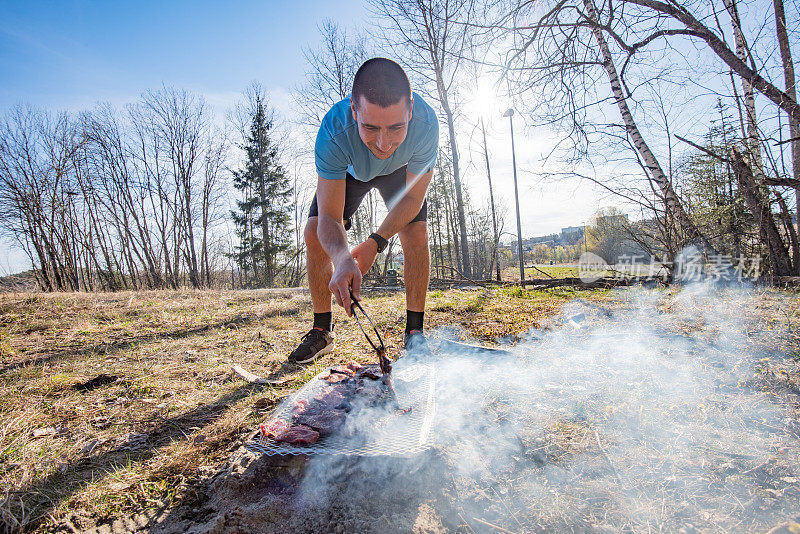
left=0, top=285, right=618, bottom=532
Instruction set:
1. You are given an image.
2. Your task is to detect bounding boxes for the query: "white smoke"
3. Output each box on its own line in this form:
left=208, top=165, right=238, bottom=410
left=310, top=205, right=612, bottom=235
left=286, top=282, right=800, bottom=532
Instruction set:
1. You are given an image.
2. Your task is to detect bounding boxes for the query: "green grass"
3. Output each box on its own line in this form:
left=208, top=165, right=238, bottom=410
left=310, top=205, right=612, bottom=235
left=500, top=265, right=617, bottom=280
left=505, top=285, right=527, bottom=298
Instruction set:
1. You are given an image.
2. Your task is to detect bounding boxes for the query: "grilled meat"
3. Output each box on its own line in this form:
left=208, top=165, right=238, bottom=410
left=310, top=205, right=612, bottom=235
left=260, top=419, right=320, bottom=445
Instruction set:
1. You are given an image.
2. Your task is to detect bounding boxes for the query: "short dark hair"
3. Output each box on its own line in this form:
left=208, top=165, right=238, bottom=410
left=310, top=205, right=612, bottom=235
left=352, top=58, right=412, bottom=109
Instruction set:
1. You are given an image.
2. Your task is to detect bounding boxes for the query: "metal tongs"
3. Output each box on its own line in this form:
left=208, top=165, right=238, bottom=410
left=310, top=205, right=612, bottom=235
left=349, top=289, right=404, bottom=410
left=349, top=289, right=392, bottom=375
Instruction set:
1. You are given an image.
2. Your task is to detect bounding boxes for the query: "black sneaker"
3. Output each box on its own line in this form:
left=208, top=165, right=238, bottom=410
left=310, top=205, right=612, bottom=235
left=404, top=329, right=433, bottom=357
left=288, top=327, right=335, bottom=364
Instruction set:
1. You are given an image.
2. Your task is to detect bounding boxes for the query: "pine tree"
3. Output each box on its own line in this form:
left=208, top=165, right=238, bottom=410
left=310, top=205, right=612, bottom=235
left=681, top=99, right=753, bottom=258
left=230, top=97, right=293, bottom=287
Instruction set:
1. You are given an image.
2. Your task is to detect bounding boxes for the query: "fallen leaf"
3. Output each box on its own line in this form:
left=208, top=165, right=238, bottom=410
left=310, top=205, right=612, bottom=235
left=32, top=427, right=57, bottom=438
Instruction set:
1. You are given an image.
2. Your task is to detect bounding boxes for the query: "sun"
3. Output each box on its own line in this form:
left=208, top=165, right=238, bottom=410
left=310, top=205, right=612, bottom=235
left=464, top=74, right=503, bottom=120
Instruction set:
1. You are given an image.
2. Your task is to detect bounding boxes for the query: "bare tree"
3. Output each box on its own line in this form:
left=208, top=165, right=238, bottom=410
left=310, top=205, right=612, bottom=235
left=619, top=0, right=800, bottom=123
left=731, top=147, right=794, bottom=274
left=500, top=0, right=717, bottom=263
left=370, top=0, right=482, bottom=277
left=292, top=21, right=383, bottom=250
left=293, top=20, right=371, bottom=128
left=140, top=87, right=210, bottom=288
left=723, top=0, right=765, bottom=181
left=0, top=86, right=232, bottom=292
left=583, top=0, right=714, bottom=250
left=200, top=131, right=229, bottom=286
left=0, top=106, right=85, bottom=290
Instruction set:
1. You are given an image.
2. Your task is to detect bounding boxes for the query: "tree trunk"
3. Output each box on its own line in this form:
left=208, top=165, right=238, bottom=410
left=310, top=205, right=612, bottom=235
left=481, top=118, right=502, bottom=281
left=724, top=0, right=766, bottom=182
left=444, top=175, right=460, bottom=271
left=184, top=187, right=200, bottom=288
left=442, top=105, right=471, bottom=277
left=775, top=190, right=800, bottom=265
left=732, top=148, right=793, bottom=276
left=773, top=0, right=800, bottom=272
left=260, top=180, right=272, bottom=287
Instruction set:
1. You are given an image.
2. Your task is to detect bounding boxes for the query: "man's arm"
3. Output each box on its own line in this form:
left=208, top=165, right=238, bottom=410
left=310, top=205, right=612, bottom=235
left=315, top=175, right=362, bottom=315
left=378, top=168, right=433, bottom=239
left=351, top=168, right=433, bottom=275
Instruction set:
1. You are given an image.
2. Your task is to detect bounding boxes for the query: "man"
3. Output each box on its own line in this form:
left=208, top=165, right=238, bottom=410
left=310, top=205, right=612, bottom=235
left=288, top=57, right=439, bottom=364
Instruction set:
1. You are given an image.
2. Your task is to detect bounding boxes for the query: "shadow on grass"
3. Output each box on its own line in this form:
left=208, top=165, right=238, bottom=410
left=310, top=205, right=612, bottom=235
left=5, top=382, right=267, bottom=531
left=1, top=306, right=300, bottom=376
left=265, top=360, right=306, bottom=382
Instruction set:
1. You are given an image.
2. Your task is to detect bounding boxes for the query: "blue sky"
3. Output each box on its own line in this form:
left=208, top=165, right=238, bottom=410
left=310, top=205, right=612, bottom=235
left=0, top=0, right=366, bottom=112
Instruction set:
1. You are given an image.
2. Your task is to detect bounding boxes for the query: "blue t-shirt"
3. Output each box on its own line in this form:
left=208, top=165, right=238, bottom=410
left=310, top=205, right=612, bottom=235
left=315, top=92, right=439, bottom=182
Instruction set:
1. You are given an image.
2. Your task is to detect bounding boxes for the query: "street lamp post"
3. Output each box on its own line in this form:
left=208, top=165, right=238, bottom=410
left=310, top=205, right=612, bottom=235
left=504, top=108, right=525, bottom=284
left=480, top=116, right=501, bottom=282
left=583, top=221, right=587, bottom=253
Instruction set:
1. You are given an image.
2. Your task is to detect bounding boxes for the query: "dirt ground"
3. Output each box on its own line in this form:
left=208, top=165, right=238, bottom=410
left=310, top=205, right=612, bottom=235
left=1, top=284, right=799, bottom=533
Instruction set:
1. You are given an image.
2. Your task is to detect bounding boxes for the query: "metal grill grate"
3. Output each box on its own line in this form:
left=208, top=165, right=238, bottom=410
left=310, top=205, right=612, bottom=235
left=247, top=363, right=436, bottom=457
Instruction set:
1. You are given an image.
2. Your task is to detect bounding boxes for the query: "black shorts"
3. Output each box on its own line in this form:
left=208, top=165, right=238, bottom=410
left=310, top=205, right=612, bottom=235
left=308, top=165, right=428, bottom=229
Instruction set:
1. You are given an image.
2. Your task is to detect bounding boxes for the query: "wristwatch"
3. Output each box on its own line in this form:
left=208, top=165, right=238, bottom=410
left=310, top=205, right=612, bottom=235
left=369, top=232, right=389, bottom=253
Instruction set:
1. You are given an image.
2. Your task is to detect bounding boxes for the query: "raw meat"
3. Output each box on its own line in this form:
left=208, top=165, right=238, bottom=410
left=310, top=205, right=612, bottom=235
left=260, top=419, right=319, bottom=445
left=261, top=361, right=397, bottom=445
left=313, top=384, right=350, bottom=409
left=273, top=425, right=319, bottom=445
left=346, top=361, right=363, bottom=372
left=260, top=419, right=288, bottom=439
left=356, top=367, right=382, bottom=380
left=293, top=408, right=347, bottom=436
left=322, top=372, right=351, bottom=384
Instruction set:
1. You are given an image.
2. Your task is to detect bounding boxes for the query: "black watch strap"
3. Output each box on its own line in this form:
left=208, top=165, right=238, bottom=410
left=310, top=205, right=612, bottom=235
left=369, top=233, right=389, bottom=253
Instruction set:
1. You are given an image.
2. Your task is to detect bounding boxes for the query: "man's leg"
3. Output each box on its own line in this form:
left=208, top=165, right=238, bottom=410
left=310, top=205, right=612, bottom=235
left=373, top=165, right=431, bottom=348
left=398, top=220, right=430, bottom=313
left=304, top=216, right=333, bottom=313
left=288, top=217, right=336, bottom=364
left=289, top=176, right=369, bottom=364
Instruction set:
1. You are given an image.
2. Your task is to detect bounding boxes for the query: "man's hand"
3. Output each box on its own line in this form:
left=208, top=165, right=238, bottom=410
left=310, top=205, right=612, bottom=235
left=328, top=254, right=362, bottom=316
left=351, top=238, right=379, bottom=276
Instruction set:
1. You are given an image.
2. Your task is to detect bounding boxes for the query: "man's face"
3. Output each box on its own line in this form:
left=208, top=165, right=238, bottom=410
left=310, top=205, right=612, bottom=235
left=351, top=95, right=413, bottom=159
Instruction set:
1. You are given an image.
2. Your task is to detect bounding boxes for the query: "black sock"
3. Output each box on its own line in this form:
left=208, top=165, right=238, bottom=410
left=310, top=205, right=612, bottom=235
left=406, top=310, right=424, bottom=334
left=313, top=312, right=333, bottom=331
